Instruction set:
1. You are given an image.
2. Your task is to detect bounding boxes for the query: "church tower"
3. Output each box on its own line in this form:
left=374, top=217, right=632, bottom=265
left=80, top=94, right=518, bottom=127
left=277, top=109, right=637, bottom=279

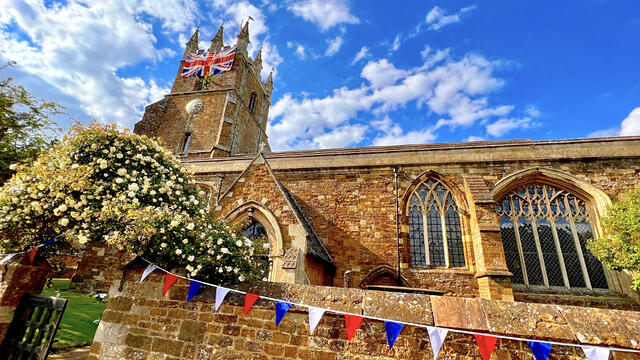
left=134, top=23, right=273, bottom=158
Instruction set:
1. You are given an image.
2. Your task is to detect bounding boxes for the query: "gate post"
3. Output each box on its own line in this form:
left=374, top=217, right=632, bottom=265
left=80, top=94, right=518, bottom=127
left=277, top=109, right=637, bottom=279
left=0, top=255, right=52, bottom=343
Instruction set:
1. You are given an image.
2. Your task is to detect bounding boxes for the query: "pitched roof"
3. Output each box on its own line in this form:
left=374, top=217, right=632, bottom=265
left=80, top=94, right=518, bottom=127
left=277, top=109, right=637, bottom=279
left=215, top=153, right=334, bottom=268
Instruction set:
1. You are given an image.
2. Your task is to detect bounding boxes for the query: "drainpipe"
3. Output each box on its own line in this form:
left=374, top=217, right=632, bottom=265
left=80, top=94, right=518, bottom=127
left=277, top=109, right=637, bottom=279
left=394, top=168, right=401, bottom=279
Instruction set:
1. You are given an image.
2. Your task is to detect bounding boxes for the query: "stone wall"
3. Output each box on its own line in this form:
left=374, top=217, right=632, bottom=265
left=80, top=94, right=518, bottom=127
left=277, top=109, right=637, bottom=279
left=70, top=245, right=135, bottom=294
left=89, top=267, right=640, bottom=359
left=185, top=137, right=640, bottom=305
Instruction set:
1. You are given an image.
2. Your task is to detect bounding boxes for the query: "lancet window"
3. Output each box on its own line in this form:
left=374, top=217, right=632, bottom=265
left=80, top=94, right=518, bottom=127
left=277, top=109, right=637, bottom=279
left=243, top=220, right=271, bottom=278
left=496, top=183, right=608, bottom=290
left=408, top=179, right=466, bottom=267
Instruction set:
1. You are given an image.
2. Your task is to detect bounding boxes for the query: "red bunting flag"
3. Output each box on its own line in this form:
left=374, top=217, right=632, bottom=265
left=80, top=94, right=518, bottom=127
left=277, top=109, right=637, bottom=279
left=27, top=248, right=38, bottom=265
left=344, top=314, right=364, bottom=342
left=475, top=334, right=498, bottom=360
left=244, top=293, right=260, bottom=315
left=162, top=273, right=179, bottom=296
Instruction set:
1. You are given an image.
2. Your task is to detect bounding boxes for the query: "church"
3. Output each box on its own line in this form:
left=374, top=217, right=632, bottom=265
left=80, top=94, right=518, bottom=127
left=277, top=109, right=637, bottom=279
left=131, top=24, right=640, bottom=309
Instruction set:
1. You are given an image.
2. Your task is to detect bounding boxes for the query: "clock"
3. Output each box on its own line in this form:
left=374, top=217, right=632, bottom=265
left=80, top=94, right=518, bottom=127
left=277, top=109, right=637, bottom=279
left=186, top=99, right=203, bottom=114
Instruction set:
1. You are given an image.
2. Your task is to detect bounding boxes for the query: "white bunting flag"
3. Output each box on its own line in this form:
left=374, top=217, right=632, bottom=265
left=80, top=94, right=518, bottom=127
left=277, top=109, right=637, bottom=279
left=140, top=264, right=157, bottom=283
left=581, top=346, right=611, bottom=360
left=427, top=326, right=449, bottom=359
left=308, top=307, right=326, bottom=335
left=0, top=253, right=19, bottom=265
left=215, top=286, right=231, bottom=311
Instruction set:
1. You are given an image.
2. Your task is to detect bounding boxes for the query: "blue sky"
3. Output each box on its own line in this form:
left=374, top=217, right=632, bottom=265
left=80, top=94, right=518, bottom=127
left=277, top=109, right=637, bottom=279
left=1, top=0, right=639, bottom=151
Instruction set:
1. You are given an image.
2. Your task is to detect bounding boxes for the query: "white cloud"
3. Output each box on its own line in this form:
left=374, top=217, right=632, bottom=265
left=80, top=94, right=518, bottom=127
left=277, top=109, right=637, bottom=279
left=391, top=35, right=401, bottom=52
left=621, top=107, right=640, bottom=136
left=590, top=107, right=640, bottom=138
left=426, top=5, right=477, bottom=31
left=269, top=48, right=525, bottom=150
left=0, top=0, right=186, bottom=128
left=371, top=117, right=436, bottom=146
left=361, top=59, right=407, bottom=89
left=486, top=117, right=532, bottom=137
left=351, top=46, right=370, bottom=65
left=295, top=44, right=306, bottom=59
left=325, top=35, right=343, bottom=56
left=466, top=135, right=485, bottom=142
left=313, top=124, right=367, bottom=148
left=288, top=0, right=359, bottom=31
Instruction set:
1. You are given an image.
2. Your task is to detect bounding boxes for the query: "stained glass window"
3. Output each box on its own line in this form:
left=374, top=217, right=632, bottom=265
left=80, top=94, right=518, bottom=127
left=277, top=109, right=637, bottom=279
left=497, top=183, right=608, bottom=290
left=407, top=178, right=466, bottom=267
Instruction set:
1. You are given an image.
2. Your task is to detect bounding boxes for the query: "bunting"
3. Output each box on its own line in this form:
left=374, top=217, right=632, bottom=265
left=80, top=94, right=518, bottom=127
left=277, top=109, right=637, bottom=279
left=581, top=346, right=611, bottom=360
left=162, top=273, right=179, bottom=296
left=427, top=326, right=449, bottom=359
left=140, top=264, right=157, bottom=283
left=215, top=287, right=230, bottom=311
left=384, top=321, right=404, bottom=349
left=308, top=307, right=326, bottom=335
left=27, top=247, right=38, bottom=265
left=187, top=281, right=203, bottom=302
left=244, top=293, right=260, bottom=315
left=528, top=341, right=552, bottom=360
left=275, top=301, right=292, bottom=326
left=475, top=334, right=498, bottom=360
left=131, top=257, right=638, bottom=357
left=344, top=314, right=363, bottom=343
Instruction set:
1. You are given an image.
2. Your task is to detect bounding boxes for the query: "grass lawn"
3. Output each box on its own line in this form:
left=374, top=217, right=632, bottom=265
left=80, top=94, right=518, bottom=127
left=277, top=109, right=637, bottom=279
left=41, top=278, right=106, bottom=352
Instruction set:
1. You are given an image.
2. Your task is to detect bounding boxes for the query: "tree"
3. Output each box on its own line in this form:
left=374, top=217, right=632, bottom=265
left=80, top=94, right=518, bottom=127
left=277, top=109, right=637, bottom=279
left=588, top=187, right=640, bottom=291
left=0, top=122, right=268, bottom=284
left=1, top=62, right=62, bottom=184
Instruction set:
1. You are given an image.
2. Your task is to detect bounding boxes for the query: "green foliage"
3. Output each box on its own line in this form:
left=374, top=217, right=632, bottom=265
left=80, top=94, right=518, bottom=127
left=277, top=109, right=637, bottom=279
left=0, top=62, right=62, bottom=184
left=588, top=187, right=640, bottom=291
left=0, top=123, right=268, bottom=285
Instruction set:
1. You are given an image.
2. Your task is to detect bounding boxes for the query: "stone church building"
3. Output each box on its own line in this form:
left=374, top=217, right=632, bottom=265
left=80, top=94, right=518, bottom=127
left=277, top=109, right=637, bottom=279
left=127, top=25, right=640, bottom=309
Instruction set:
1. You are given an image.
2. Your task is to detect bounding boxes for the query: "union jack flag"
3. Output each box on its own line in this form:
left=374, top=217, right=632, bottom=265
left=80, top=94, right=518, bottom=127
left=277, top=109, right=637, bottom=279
left=181, top=44, right=237, bottom=78
left=206, top=44, right=237, bottom=75
left=181, top=49, right=207, bottom=78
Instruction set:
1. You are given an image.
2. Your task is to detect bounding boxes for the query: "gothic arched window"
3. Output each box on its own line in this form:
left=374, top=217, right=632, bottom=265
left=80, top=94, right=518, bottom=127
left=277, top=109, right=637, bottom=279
left=243, top=220, right=271, bottom=277
left=497, top=183, right=608, bottom=290
left=408, top=178, right=466, bottom=267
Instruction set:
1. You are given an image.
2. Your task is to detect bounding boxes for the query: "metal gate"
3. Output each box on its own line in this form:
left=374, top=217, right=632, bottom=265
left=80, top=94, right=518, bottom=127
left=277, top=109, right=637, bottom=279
left=0, top=293, right=67, bottom=360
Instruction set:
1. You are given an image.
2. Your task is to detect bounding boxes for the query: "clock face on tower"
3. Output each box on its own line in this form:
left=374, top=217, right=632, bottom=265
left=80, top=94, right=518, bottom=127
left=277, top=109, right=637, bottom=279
left=185, top=99, right=203, bottom=115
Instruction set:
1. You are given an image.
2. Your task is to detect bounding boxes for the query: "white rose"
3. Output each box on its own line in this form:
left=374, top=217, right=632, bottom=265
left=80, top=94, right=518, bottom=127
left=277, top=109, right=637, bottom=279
left=175, top=249, right=182, bottom=255
left=186, top=222, right=194, bottom=230
left=128, top=183, right=139, bottom=192
left=187, top=255, right=195, bottom=261
left=160, top=242, right=167, bottom=248
left=59, top=218, right=69, bottom=226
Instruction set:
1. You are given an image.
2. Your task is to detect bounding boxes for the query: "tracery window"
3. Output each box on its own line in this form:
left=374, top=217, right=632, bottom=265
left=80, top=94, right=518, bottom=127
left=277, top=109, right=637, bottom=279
left=497, top=183, right=608, bottom=290
left=408, top=179, right=466, bottom=267
left=243, top=220, right=271, bottom=277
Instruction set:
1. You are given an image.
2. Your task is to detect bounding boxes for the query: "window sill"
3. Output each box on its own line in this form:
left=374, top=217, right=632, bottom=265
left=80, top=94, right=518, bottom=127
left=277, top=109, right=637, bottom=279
left=408, top=267, right=473, bottom=275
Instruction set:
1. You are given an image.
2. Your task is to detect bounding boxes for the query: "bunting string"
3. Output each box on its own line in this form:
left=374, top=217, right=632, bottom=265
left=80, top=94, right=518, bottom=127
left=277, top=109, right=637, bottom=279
left=136, top=257, right=640, bottom=355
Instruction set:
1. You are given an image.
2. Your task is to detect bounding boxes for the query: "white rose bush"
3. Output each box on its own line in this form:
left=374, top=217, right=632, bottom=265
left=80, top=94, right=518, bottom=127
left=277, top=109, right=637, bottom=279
left=0, top=122, right=268, bottom=285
